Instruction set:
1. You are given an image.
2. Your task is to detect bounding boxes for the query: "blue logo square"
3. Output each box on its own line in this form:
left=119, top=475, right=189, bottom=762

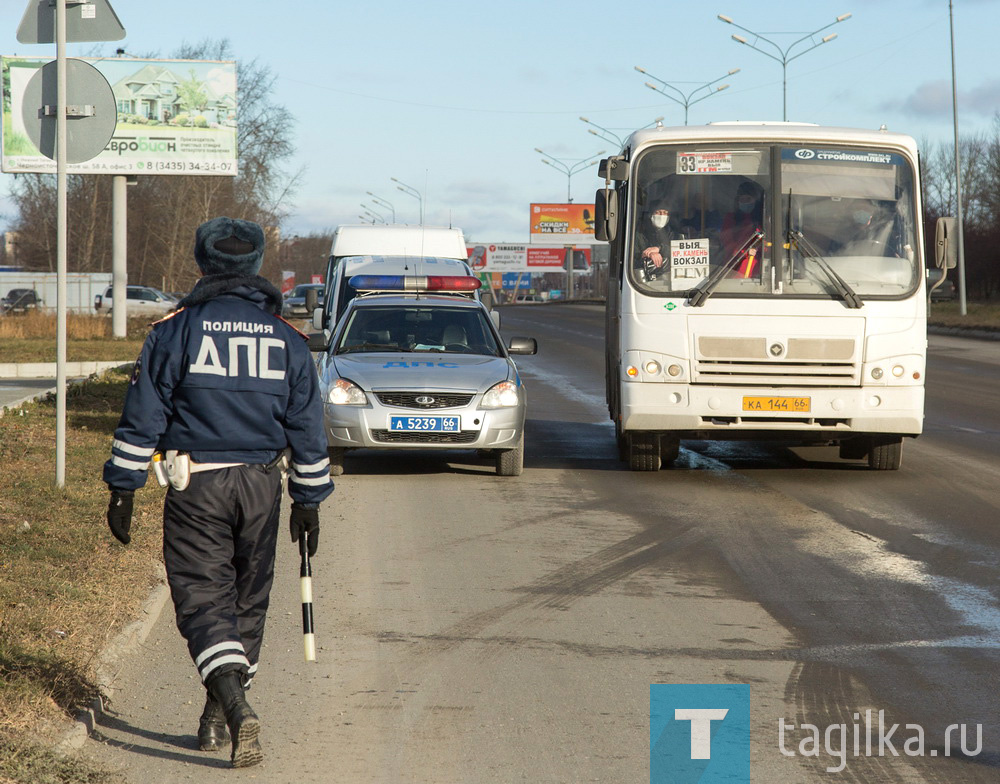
left=651, top=684, right=754, bottom=783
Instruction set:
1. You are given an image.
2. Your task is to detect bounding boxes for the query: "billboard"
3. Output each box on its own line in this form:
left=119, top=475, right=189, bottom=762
left=1, top=56, right=237, bottom=175
left=466, top=244, right=590, bottom=272
left=529, top=203, right=596, bottom=244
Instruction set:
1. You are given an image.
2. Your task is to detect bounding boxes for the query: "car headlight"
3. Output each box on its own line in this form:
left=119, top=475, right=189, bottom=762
left=481, top=380, right=519, bottom=408
left=327, top=378, right=367, bottom=405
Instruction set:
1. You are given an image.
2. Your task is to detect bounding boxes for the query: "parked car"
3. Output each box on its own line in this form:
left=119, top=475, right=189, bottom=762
left=94, top=285, right=178, bottom=316
left=930, top=278, right=956, bottom=302
left=282, top=283, right=325, bottom=319
left=1, top=288, right=42, bottom=314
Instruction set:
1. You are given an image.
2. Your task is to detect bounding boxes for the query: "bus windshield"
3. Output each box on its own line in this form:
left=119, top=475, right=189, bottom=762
left=629, top=144, right=919, bottom=301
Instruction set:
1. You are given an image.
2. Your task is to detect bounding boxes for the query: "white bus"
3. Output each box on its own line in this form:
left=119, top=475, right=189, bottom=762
left=594, top=122, right=957, bottom=471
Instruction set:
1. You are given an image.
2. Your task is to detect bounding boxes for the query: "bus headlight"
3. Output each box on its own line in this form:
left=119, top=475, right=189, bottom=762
left=643, top=360, right=661, bottom=376
left=667, top=364, right=683, bottom=377
left=870, top=367, right=884, bottom=380
left=327, top=378, right=367, bottom=405
left=891, top=364, right=905, bottom=377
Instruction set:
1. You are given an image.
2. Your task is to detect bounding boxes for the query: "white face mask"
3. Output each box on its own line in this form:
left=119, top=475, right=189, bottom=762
left=651, top=213, right=669, bottom=229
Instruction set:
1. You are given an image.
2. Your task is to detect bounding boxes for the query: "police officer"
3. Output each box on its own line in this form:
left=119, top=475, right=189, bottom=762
left=103, top=216, right=333, bottom=768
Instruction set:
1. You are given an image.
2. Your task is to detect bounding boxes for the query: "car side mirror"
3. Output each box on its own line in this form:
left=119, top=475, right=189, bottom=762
left=507, top=337, right=537, bottom=355
left=934, top=217, right=958, bottom=269
left=307, top=331, right=330, bottom=352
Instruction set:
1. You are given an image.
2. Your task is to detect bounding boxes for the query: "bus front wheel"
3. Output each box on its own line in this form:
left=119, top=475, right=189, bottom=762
left=867, top=436, right=903, bottom=471
left=628, top=432, right=661, bottom=471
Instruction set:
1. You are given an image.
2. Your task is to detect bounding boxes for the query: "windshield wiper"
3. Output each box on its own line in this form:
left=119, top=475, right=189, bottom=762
left=788, top=230, right=863, bottom=309
left=336, top=342, right=400, bottom=354
left=688, top=229, right=764, bottom=307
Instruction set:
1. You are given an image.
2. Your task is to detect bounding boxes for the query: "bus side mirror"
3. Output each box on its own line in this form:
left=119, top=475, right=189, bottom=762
left=305, top=288, right=319, bottom=312
left=598, top=156, right=629, bottom=181
left=594, top=188, right=618, bottom=242
left=934, top=217, right=958, bottom=269
left=312, top=307, right=325, bottom=331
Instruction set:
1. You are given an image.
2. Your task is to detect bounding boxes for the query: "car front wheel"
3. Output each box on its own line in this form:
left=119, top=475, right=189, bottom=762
left=327, top=447, right=345, bottom=476
left=495, top=436, right=524, bottom=476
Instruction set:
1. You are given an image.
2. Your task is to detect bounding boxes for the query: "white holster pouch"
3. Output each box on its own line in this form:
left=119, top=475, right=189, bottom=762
left=164, top=450, right=191, bottom=491
left=151, top=452, right=169, bottom=488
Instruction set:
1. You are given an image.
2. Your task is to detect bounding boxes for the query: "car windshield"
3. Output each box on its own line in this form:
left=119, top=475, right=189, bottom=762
left=629, top=143, right=919, bottom=301
left=335, top=305, right=502, bottom=356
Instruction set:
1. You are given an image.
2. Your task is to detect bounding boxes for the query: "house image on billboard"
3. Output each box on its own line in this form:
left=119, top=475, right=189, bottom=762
left=111, top=64, right=235, bottom=127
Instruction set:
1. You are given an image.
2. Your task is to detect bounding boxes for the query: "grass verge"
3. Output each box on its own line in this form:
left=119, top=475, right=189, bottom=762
left=0, top=314, right=151, bottom=363
left=927, top=301, right=1000, bottom=330
left=0, top=368, right=163, bottom=783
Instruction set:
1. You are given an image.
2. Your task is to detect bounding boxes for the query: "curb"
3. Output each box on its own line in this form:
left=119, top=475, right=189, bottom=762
left=927, top=324, right=1000, bottom=341
left=53, top=564, right=171, bottom=756
left=0, top=360, right=131, bottom=380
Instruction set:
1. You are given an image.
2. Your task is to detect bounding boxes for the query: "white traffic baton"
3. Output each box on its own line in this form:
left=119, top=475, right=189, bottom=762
left=299, top=537, right=316, bottom=662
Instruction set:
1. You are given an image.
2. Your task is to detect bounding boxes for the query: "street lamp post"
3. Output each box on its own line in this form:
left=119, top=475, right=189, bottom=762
left=634, top=66, right=740, bottom=125
left=366, top=191, right=396, bottom=222
left=718, top=12, right=851, bottom=121
left=579, top=115, right=664, bottom=147
left=360, top=207, right=385, bottom=224
left=391, top=177, right=423, bottom=224
left=534, top=147, right=606, bottom=203
left=361, top=203, right=387, bottom=223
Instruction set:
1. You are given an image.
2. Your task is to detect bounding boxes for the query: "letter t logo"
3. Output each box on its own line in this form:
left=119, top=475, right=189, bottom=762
left=674, top=709, right=729, bottom=759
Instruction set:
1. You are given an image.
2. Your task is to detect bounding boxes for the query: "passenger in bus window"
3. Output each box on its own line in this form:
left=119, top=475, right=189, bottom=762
left=721, top=181, right=765, bottom=277
left=636, top=200, right=687, bottom=282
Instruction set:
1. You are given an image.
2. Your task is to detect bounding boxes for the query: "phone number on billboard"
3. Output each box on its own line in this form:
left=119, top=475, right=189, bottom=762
left=142, top=161, right=235, bottom=172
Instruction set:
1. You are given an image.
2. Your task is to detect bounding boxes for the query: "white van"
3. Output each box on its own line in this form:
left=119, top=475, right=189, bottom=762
left=329, top=224, right=468, bottom=264
left=314, top=225, right=475, bottom=331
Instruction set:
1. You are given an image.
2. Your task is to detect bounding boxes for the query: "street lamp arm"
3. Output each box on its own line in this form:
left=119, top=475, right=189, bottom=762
left=732, top=34, right=786, bottom=64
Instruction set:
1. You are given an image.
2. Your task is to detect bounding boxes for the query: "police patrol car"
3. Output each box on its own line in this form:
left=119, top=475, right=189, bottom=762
left=314, top=274, right=537, bottom=476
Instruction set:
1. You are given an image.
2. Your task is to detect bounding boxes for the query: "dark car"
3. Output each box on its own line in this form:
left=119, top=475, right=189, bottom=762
left=1, top=288, right=42, bottom=314
left=926, top=269, right=956, bottom=302
left=930, top=278, right=956, bottom=302
left=282, top=283, right=325, bottom=319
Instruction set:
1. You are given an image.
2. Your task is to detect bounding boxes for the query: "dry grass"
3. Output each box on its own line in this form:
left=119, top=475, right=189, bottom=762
left=0, top=313, right=150, bottom=363
left=927, top=301, right=1000, bottom=330
left=0, top=369, right=163, bottom=783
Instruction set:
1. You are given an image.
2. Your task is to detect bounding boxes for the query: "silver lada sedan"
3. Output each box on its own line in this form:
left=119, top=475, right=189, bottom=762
left=315, top=276, right=537, bottom=476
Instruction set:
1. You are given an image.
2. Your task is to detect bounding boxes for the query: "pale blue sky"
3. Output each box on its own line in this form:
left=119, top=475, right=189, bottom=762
left=2, top=0, right=998, bottom=245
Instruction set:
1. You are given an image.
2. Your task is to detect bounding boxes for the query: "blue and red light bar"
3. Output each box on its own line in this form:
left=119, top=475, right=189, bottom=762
left=349, top=275, right=482, bottom=292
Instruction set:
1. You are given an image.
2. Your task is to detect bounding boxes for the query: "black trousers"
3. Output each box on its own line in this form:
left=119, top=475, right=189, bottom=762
left=162, top=464, right=282, bottom=686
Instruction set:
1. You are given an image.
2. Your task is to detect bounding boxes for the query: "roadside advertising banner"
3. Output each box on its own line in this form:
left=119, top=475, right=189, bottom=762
left=466, top=244, right=590, bottom=272
left=1, top=56, right=237, bottom=175
left=281, top=270, right=295, bottom=294
left=528, top=203, right=596, bottom=244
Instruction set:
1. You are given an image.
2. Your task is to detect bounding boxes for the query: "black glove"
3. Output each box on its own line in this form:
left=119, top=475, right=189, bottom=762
left=289, top=502, right=320, bottom=557
left=107, top=489, right=135, bottom=545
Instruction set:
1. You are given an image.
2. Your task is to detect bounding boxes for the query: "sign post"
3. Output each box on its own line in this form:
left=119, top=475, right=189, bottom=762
left=16, top=0, right=125, bottom=487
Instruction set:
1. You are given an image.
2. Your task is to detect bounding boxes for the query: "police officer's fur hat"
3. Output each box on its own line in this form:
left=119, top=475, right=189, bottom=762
left=194, top=216, right=265, bottom=276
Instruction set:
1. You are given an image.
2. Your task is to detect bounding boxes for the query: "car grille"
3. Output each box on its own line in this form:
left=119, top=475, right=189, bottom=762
left=374, top=391, right=474, bottom=409
left=371, top=429, right=480, bottom=444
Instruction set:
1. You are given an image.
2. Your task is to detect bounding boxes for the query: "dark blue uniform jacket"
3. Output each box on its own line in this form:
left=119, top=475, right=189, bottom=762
left=103, top=279, right=333, bottom=506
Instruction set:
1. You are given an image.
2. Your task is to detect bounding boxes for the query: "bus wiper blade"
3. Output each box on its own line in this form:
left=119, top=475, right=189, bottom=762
left=789, top=230, right=863, bottom=309
left=688, top=229, right=763, bottom=307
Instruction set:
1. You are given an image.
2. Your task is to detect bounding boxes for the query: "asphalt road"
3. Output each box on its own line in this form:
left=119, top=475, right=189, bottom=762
left=81, top=304, right=1000, bottom=782
left=0, top=379, right=56, bottom=409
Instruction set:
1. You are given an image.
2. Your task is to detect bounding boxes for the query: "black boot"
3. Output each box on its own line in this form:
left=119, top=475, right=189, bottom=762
left=207, top=671, right=262, bottom=768
left=197, top=691, right=229, bottom=752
